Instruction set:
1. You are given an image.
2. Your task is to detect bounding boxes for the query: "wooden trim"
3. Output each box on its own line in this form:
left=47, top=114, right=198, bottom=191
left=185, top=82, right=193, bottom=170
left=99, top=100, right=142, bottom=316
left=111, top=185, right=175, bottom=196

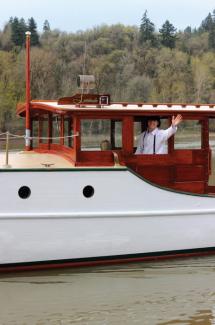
left=110, top=120, right=116, bottom=148
left=17, top=101, right=215, bottom=118
left=201, top=119, right=210, bottom=192
left=168, top=117, right=174, bottom=154
left=123, top=116, right=133, bottom=156
left=114, top=102, right=215, bottom=108
left=127, top=167, right=213, bottom=197
left=73, top=115, right=80, bottom=162
left=0, top=167, right=127, bottom=172
left=1, top=247, right=215, bottom=272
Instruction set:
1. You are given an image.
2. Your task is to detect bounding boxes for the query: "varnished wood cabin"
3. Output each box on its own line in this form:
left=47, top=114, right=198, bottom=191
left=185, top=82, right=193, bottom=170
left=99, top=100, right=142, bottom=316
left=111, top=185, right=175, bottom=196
left=17, top=91, right=215, bottom=196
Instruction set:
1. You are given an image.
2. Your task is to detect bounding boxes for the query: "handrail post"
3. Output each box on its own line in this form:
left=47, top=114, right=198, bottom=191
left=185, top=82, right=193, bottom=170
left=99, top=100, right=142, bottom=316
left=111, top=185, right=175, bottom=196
left=25, top=31, right=31, bottom=151
left=112, top=151, right=120, bottom=167
left=3, top=132, right=11, bottom=169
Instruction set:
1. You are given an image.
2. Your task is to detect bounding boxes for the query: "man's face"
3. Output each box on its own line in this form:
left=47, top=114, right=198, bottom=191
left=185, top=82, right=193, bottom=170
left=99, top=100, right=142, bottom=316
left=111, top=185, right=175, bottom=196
left=148, top=119, right=158, bottom=131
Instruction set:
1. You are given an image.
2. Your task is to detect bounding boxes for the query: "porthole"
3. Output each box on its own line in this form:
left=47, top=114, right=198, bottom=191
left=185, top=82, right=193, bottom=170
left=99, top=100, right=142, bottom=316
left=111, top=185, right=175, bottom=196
left=83, top=185, right=94, bottom=198
left=18, top=186, right=31, bottom=199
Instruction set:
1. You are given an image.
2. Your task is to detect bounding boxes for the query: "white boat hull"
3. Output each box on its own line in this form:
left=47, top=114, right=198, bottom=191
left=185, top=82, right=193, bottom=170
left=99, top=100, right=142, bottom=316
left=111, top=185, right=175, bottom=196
left=1, top=168, right=215, bottom=270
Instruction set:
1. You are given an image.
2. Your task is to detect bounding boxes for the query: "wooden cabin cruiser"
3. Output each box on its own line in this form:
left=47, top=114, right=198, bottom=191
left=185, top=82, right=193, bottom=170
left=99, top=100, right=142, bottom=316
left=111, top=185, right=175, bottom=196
left=1, top=33, right=215, bottom=272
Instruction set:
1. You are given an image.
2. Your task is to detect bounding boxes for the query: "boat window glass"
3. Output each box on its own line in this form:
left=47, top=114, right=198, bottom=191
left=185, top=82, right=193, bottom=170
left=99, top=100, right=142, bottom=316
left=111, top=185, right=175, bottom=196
left=52, top=115, right=60, bottom=144
left=134, top=121, right=143, bottom=148
left=134, top=117, right=169, bottom=151
left=81, top=119, right=122, bottom=151
left=40, top=115, right=49, bottom=144
left=64, top=117, right=73, bottom=148
left=32, top=117, right=39, bottom=148
left=174, top=120, right=201, bottom=149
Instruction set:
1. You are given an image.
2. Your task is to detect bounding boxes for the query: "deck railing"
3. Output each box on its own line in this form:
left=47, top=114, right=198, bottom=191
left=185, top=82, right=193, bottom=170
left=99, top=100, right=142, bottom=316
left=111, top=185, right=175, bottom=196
left=0, top=132, right=79, bottom=168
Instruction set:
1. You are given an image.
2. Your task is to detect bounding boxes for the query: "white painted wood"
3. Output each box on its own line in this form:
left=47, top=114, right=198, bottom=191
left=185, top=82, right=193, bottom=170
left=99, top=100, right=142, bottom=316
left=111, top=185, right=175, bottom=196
left=33, top=101, right=215, bottom=112
left=0, top=169, right=215, bottom=264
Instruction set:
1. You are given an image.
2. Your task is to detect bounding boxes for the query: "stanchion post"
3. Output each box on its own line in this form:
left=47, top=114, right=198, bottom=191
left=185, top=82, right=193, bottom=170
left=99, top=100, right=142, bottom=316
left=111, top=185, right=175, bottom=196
left=25, top=31, right=31, bottom=151
left=3, top=132, right=11, bottom=169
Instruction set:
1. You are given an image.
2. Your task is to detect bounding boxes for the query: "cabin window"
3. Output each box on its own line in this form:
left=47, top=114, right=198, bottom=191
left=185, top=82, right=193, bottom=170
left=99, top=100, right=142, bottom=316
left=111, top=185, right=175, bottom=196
left=64, top=117, right=73, bottom=148
left=32, top=117, right=39, bottom=147
left=134, top=117, right=169, bottom=152
left=174, top=120, right=202, bottom=149
left=52, top=115, right=61, bottom=144
left=81, top=119, right=122, bottom=151
left=40, top=115, right=49, bottom=144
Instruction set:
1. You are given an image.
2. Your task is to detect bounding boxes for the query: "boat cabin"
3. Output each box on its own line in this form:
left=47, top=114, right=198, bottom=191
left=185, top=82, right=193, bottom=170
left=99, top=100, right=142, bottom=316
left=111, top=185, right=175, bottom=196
left=17, top=92, right=215, bottom=196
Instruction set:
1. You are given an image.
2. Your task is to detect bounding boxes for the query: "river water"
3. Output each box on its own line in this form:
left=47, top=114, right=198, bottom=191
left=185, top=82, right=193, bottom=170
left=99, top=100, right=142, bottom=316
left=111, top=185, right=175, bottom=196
left=1, top=257, right=215, bottom=324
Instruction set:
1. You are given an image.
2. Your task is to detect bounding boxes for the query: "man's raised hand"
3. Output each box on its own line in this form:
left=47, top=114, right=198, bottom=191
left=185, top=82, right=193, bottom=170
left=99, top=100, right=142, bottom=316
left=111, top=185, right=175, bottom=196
left=172, top=114, right=183, bottom=127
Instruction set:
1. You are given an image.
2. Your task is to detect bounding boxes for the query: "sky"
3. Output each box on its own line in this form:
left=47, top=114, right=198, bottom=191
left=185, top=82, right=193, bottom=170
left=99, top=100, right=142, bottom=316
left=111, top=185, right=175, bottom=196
left=0, top=0, right=215, bottom=32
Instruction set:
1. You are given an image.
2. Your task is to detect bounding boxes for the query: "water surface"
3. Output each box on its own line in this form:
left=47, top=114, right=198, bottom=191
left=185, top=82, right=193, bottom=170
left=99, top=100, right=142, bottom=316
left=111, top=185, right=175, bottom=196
left=1, top=257, right=215, bottom=324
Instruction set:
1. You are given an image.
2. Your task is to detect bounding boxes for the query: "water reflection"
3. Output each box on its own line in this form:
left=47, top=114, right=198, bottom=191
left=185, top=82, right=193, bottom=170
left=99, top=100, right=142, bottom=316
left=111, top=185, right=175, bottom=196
left=1, top=257, right=215, bottom=324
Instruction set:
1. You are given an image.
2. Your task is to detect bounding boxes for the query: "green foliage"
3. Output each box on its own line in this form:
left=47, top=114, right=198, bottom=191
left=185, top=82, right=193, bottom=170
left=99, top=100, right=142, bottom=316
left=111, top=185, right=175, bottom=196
left=199, top=10, right=215, bottom=50
left=159, top=20, right=177, bottom=49
left=126, top=75, right=152, bottom=101
left=43, top=20, right=51, bottom=32
left=201, top=13, right=214, bottom=32
left=208, top=25, right=215, bottom=49
left=7, top=17, right=40, bottom=48
left=11, top=17, right=27, bottom=47
left=139, top=11, right=156, bottom=46
left=28, top=17, right=39, bottom=46
left=0, top=12, right=215, bottom=132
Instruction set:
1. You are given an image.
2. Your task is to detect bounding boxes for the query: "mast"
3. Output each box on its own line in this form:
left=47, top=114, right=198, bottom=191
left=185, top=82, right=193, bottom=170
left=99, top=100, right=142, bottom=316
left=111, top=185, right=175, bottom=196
left=25, top=31, right=31, bottom=150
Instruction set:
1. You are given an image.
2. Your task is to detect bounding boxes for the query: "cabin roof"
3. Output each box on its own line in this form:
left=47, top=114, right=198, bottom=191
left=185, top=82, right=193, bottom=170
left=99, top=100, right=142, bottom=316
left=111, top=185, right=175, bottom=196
left=17, top=100, right=215, bottom=117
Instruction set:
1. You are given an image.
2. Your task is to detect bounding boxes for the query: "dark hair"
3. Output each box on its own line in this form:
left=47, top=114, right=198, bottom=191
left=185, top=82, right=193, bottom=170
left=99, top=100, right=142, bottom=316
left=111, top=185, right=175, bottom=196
left=147, top=116, right=161, bottom=127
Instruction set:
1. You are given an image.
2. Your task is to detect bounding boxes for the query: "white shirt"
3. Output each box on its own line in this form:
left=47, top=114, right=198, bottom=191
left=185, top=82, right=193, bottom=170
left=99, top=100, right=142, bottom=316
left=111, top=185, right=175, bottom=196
left=135, top=125, right=177, bottom=155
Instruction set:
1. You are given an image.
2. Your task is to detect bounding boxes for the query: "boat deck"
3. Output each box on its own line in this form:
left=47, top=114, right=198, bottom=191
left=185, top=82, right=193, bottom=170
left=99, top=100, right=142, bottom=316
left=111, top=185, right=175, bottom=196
left=0, top=151, right=74, bottom=169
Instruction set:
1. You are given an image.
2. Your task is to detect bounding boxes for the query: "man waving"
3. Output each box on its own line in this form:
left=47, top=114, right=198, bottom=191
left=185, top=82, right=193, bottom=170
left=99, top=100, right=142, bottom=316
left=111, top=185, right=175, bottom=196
left=135, top=115, right=183, bottom=155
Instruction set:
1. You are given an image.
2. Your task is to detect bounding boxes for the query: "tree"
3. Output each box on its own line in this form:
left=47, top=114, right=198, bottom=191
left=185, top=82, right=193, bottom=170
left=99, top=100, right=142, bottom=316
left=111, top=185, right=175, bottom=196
left=126, top=75, right=152, bottom=101
left=19, top=18, right=27, bottom=45
left=200, top=13, right=214, bottom=32
left=43, top=20, right=51, bottom=32
left=28, top=17, right=39, bottom=46
left=139, top=10, right=156, bottom=45
left=209, top=25, right=215, bottom=49
left=0, top=22, right=13, bottom=50
left=11, top=17, right=23, bottom=46
left=152, top=48, right=194, bottom=102
left=9, top=17, right=27, bottom=47
left=184, top=26, right=192, bottom=34
left=159, top=20, right=177, bottom=49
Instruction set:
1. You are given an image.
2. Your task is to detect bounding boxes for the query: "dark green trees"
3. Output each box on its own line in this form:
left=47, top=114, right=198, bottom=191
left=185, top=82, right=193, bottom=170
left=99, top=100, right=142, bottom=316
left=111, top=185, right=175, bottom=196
left=208, top=25, right=215, bottom=49
left=28, top=18, right=39, bottom=46
left=11, top=17, right=27, bottom=46
left=159, top=20, right=177, bottom=49
left=139, top=11, right=156, bottom=45
left=200, top=10, right=215, bottom=50
left=139, top=13, right=177, bottom=49
left=43, top=20, right=51, bottom=32
left=201, top=13, right=214, bottom=32
left=8, top=17, right=39, bottom=48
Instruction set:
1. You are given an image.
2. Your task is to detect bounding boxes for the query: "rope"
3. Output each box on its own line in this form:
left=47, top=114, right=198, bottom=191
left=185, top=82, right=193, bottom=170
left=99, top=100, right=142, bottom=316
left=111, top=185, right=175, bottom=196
left=0, top=132, right=79, bottom=141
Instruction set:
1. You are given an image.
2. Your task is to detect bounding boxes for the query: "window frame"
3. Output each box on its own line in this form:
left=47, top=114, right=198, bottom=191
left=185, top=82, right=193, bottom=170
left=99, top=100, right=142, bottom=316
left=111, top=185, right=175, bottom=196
left=80, top=117, right=123, bottom=152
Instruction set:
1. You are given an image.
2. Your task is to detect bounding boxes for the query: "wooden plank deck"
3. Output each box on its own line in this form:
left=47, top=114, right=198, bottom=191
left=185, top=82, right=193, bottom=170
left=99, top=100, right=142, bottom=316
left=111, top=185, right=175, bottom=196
left=0, top=151, right=74, bottom=169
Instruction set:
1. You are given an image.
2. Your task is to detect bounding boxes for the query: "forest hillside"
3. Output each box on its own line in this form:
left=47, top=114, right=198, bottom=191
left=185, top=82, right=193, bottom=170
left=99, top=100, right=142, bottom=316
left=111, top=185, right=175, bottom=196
left=1, top=12, right=215, bottom=130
